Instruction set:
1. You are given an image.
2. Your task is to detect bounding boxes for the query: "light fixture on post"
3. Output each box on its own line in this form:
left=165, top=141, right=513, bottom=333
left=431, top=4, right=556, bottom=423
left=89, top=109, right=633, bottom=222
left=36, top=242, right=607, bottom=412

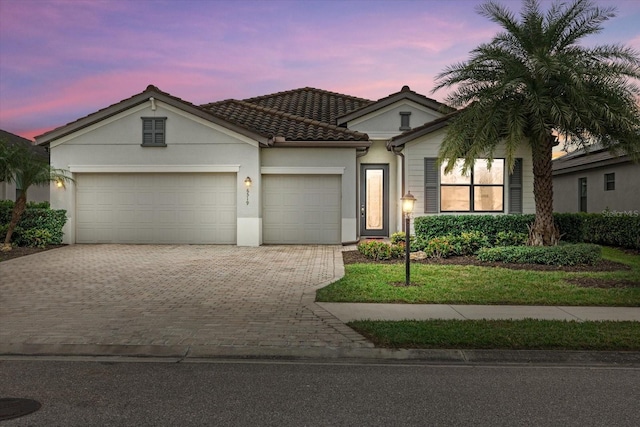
left=401, top=191, right=416, bottom=287
left=244, top=177, right=252, bottom=205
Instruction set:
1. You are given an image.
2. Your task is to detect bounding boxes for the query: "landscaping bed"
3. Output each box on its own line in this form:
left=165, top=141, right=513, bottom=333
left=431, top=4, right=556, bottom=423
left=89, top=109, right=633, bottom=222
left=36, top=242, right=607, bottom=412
left=0, top=245, right=64, bottom=262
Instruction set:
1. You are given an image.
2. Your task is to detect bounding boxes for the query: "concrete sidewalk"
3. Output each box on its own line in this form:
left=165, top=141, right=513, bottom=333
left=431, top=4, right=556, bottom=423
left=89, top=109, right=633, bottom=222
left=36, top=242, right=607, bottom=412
left=318, top=303, right=640, bottom=322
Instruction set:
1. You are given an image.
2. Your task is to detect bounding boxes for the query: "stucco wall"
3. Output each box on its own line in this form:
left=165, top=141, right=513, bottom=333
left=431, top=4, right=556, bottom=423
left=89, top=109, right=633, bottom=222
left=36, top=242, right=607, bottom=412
left=553, top=161, right=640, bottom=213
left=49, top=100, right=261, bottom=245
left=356, top=140, right=399, bottom=235
left=348, top=101, right=442, bottom=140
left=1, top=182, right=49, bottom=203
left=260, top=147, right=358, bottom=243
left=403, top=128, right=535, bottom=218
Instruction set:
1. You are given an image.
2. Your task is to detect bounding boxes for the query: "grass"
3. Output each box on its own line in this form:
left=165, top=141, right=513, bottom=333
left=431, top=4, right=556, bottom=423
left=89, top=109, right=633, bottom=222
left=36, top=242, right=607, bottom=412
left=316, top=247, right=640, bottom=306
left=348, top=319, right=640, bottom=350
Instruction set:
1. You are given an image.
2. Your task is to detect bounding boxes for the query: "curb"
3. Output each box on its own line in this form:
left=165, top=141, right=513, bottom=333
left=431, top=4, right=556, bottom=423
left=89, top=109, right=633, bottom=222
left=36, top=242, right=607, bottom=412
left=2, top=343, right=640, bottom=366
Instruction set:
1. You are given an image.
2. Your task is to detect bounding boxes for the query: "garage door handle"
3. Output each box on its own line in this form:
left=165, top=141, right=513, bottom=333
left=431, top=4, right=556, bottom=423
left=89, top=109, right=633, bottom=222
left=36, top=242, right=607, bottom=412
left=360, top=205, right=365, bottom=217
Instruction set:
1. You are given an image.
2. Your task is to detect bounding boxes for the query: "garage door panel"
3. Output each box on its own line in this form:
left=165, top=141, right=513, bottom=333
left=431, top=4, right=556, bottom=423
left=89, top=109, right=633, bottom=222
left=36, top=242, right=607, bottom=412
left=263, top=175, right=340, bottom=244
left=76, top=173, right=236, bottom=244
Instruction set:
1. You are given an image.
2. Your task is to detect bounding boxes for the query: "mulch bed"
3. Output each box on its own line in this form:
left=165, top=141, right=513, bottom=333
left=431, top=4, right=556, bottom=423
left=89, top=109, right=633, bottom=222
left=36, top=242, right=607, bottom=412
left=342, top=250, right=639, bottom=289
left=0, top=245, right=65, bottom=262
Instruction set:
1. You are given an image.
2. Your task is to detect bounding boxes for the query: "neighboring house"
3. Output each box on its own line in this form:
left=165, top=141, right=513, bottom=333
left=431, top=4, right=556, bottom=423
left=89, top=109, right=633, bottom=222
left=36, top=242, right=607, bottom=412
left=0, top=129, right=50, bottom=203
left=552, top=146, right=640, bottom=214
left=35, top=84, right=534, bottom=246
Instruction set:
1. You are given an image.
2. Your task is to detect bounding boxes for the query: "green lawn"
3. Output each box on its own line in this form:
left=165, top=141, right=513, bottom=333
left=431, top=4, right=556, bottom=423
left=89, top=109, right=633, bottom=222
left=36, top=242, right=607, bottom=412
left=348, top=319, right=640, bottom=350
left=316, top=247, right=640, bottom=306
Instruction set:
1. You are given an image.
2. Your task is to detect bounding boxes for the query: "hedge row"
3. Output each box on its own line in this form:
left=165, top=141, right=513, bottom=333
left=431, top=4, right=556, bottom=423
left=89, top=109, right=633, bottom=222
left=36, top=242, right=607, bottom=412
left=413, top=213, right=639, bottom=249
left=0, top=200, right=67, bottom=246
left=477, top=244, right=602, bottom=266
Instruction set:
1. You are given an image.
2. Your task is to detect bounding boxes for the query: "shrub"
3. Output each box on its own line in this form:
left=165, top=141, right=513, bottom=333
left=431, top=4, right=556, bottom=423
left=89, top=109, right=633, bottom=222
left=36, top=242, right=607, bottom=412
left=423, top=236, right=455, bottom=259
left=390, top=231, right=415, bottom=246
left=449, top=231, right=490, bottom=256
left=0, top=203, right=67, bottom=246
left=358, top=241, right=403, bottom=261
left=582, top=213, right=640, bottom=249
left=414, top=215, right=534, bottom=244
left=413, top=213, right=638, bottom=249
left=495, top=230, right=528, bottom=247
left=477, top=244, right=602, bottom=266
left=20, top=228, right=53, bottom=248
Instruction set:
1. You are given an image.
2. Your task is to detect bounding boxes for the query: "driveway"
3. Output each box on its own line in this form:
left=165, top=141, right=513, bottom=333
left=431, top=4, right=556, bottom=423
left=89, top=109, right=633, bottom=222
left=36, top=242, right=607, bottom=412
left=0, top=245, right=371, bottom=357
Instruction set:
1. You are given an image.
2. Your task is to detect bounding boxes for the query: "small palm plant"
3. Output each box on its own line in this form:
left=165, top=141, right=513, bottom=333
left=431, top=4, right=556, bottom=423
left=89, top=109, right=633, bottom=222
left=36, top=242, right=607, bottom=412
left=0, top=138, right=73, bottom=251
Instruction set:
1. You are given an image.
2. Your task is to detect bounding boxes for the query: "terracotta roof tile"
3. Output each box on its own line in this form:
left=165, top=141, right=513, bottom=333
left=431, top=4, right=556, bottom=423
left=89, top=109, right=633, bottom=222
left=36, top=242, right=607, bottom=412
left=203, top=99, right=369, bottom=142
left=242, top=87, right=374, bottom=125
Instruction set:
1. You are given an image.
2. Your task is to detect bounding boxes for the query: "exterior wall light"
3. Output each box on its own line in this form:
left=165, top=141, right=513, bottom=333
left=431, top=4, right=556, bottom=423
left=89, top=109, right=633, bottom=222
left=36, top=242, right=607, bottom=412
left=55, top=180, right=64, bottom=188
left=244, top=177, right=252, bottom=205
left=401, top=191, right=416, bottom=286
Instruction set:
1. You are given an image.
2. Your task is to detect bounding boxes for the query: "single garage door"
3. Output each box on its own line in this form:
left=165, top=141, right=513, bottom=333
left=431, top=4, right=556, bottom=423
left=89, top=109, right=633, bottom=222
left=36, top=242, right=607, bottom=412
left=263, top=175, right=341, bottom=244
left=76, top=173, right=236, bottom=244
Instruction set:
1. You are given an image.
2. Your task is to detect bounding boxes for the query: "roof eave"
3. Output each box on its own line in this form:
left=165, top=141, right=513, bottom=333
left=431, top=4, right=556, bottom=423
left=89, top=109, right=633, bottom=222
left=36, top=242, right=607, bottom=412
left=35, top=87, right=269, bottom=147
left=270, top=140, right=372, bottom=149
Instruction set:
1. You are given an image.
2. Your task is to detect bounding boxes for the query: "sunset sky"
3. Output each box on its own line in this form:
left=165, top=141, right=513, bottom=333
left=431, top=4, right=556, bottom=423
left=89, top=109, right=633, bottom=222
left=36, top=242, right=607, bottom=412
left=1, top=0, right=639, bottom=141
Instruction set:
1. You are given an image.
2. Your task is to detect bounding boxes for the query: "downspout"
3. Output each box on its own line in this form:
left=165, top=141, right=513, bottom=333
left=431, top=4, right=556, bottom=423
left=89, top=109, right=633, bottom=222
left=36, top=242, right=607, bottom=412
left=391, top=145, right=406, bottom=231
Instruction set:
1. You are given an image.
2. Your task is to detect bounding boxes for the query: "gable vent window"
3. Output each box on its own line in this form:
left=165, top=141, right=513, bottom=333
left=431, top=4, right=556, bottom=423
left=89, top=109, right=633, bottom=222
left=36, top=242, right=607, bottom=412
left=604, top=173, right=615, bottom=191
left=142, top=117, right=167, bottom=147
left=399, top=112, right=411, bottom=131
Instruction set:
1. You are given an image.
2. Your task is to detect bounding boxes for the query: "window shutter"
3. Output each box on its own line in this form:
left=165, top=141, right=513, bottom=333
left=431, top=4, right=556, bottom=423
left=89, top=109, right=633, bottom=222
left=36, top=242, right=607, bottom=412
left=143, top=119, right=153, bottom=145
left=424, top=158, right=438, bottom=213
left=509, top=158, right=523, bottom=213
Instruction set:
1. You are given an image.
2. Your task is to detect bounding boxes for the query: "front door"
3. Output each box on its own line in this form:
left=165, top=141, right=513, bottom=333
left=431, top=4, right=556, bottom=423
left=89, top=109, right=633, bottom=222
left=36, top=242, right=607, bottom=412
left=360, top=164, right=389, bottom=237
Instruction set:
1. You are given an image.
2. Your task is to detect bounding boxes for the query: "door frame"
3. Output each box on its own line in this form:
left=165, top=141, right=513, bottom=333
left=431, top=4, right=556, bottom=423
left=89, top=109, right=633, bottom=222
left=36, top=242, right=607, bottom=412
left=359, top=164, right=389, bottom=237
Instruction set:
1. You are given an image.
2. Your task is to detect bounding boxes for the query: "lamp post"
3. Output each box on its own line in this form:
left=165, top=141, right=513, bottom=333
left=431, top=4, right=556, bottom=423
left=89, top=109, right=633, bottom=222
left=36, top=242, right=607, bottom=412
left=401, top=191, right=416, bottom=287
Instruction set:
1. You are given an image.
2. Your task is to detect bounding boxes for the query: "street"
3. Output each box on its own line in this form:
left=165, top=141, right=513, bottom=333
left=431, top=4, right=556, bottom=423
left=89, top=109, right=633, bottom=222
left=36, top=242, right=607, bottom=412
left=1, top=358, right=639, bottom=426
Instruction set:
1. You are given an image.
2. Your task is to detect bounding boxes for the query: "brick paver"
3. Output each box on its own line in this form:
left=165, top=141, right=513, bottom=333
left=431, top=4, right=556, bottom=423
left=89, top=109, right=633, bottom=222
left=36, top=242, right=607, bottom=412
left=0, top=245, right=372, bottom=354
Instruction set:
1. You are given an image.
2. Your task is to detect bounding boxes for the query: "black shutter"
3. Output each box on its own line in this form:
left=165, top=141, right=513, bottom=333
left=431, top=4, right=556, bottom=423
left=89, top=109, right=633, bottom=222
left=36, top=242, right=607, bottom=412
left=424, top=158, right=438, bottom=213
left=509, top=158, right=523, bottom=213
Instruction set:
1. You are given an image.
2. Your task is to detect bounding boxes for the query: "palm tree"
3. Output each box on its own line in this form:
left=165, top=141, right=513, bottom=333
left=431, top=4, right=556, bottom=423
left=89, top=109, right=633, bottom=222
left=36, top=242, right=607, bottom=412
left=0, top=138, right=72, bottom=251
left=433, top=0, right=640, bottom=245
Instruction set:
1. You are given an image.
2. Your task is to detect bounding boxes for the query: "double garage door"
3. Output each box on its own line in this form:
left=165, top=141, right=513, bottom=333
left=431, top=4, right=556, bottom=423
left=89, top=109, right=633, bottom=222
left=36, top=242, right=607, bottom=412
left=75, top=173, right=341, bottom=245
left=76, top=173, right=236, bottom=244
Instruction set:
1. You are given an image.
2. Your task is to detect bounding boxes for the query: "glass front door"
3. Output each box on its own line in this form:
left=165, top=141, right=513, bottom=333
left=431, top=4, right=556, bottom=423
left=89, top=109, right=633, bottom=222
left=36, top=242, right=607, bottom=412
left=360, top=164, right=389, bottom=237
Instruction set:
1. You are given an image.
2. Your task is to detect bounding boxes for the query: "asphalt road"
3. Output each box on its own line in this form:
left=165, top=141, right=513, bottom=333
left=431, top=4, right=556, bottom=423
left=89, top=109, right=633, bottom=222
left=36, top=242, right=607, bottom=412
left=1, top=358, right=639, bottom=426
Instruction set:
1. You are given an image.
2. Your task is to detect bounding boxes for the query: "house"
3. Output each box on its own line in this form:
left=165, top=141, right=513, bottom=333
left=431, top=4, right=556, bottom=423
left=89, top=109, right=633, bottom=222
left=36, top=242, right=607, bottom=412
left=552, top=146, right=640, bottom=214
left=0, top=129, right=50, bottom=203
left=35, top=84, right=534, bottom=246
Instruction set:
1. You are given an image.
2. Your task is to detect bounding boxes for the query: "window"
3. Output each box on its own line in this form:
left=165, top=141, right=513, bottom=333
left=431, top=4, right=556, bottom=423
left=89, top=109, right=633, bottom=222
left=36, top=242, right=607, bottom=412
left=399, top=112, right=411, bottom=131
left=579, top=177, right=587, bottom=212
left=425, top=158, right=521, bottom=213
left=604, top=173, right=615, bottom=191
left=141, top=117, right=167, bottom=146
left=440, top=159, right=504, bottom=212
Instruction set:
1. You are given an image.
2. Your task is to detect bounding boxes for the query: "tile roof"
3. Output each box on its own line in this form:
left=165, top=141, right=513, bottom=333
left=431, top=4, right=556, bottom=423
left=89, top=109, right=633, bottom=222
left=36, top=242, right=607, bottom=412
left=203, top=99, right=369, bottom=142
left=552, top=146, right=632, bottom=174
left=241, top=87, right=374, bottom=125
left=0, top=129, right=48, bottom=159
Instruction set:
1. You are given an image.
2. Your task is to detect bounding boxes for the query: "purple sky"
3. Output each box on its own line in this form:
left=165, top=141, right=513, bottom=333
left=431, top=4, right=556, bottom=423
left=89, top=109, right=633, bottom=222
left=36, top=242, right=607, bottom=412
left=1, top=0, right=639, bottom=141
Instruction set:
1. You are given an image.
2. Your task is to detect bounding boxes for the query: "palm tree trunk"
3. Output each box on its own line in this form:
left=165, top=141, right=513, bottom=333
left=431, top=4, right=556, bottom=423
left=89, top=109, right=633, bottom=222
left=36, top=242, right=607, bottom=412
left=529, top=135, right=560, bottom=246
left=2, top=192, right=27, bottom=251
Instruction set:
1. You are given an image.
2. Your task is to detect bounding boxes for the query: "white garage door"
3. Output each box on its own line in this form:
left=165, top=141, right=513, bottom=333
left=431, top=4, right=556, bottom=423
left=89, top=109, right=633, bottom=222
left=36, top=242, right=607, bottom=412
left=76, top=173, right=236, bottom=244
left=263, top=175, right=341, bottom=244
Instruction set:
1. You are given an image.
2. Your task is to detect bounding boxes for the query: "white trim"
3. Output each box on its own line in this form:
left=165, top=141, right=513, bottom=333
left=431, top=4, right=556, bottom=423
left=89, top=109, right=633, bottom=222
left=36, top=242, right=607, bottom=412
left=260, top=167, right=345, bottom=175
left=69, top=165, right=241, bottom=173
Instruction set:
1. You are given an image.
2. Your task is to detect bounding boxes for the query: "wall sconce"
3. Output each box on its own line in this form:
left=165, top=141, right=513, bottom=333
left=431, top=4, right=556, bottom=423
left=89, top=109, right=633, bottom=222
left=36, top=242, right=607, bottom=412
left=55, top=180, right=64, bottom=189
left=244, top=177, right=252, bottom=205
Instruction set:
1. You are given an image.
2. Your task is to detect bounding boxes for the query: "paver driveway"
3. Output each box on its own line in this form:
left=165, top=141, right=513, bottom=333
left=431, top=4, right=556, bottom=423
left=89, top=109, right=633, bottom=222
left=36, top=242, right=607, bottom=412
left=0, top=245, right=371, bottom=356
